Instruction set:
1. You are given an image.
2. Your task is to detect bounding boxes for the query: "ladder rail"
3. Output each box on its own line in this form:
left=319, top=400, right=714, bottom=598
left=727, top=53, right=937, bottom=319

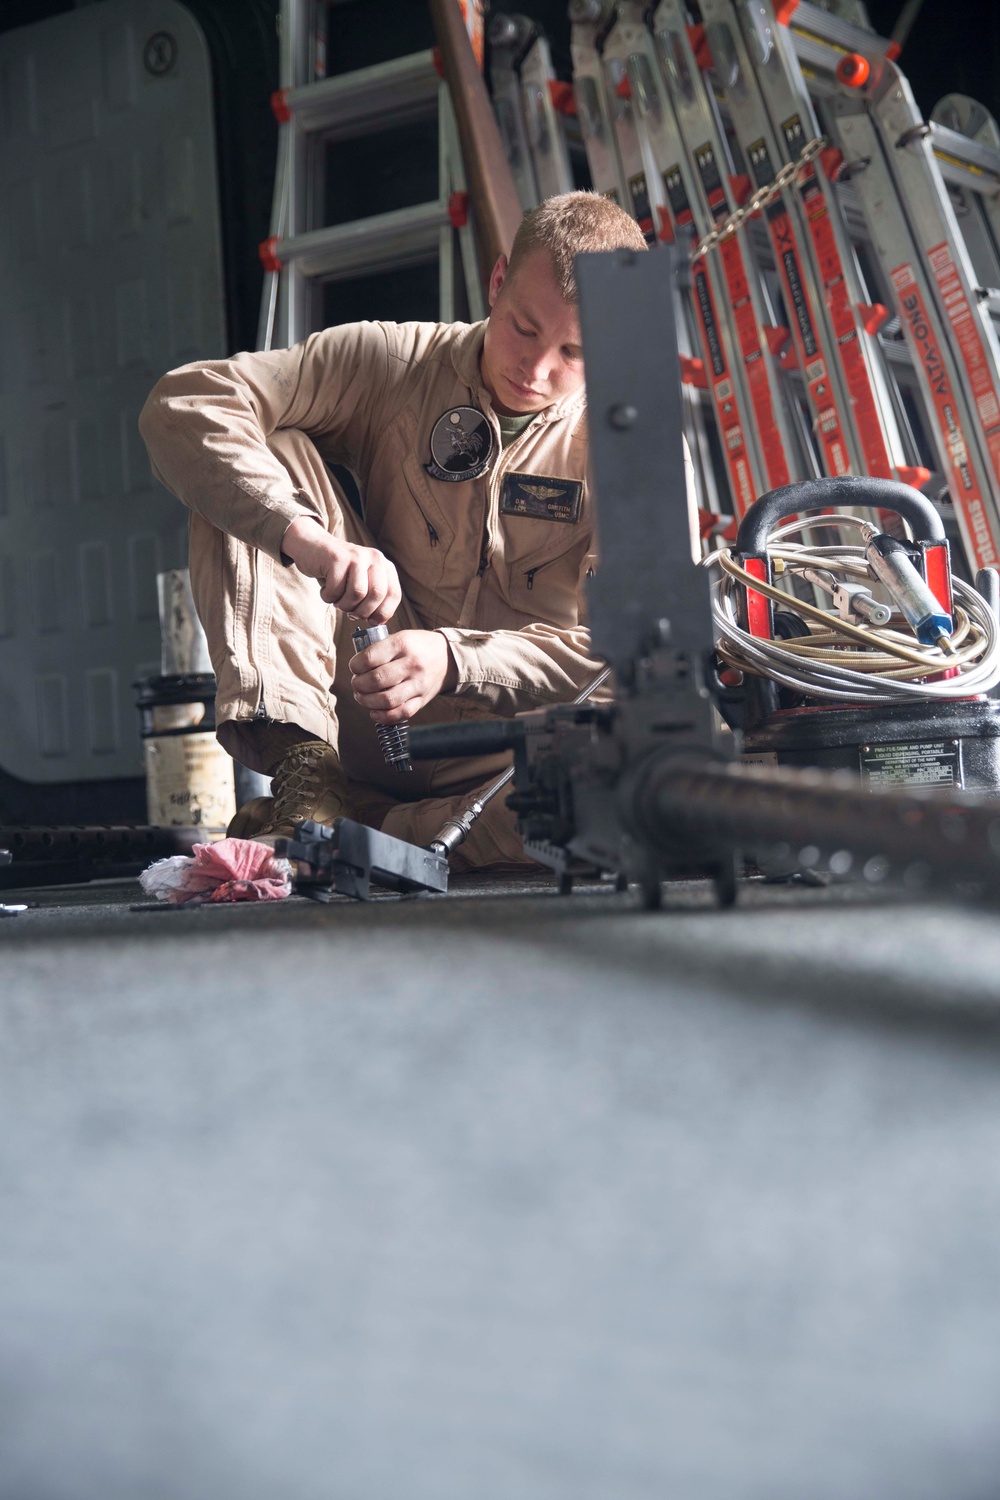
left=258, top=2, right=487, bottom=352
left=643, top=0, right=803, bottom=505
left=569, top=3, right=630, bottom=205
left=488, top=16, right=542, bottom=210
left=695, top=0, right=860, bottom=480
left=607, top=0, right=768, bottom=512
left=729, top=0, right=910, bottom=484
left=519, top=28, right=575, bottom=200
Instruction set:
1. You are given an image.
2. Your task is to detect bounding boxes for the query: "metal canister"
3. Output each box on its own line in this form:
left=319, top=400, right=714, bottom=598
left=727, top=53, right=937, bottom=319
left=133, top=571, right=236, bottom=831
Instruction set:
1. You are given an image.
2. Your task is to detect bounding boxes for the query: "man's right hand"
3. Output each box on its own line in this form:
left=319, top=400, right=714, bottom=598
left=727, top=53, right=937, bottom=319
left=281, top=516, right=401, bottom=624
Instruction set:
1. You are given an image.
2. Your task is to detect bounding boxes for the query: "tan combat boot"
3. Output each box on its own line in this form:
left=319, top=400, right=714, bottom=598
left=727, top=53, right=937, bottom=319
left=227, top=740, right=352, bottom=840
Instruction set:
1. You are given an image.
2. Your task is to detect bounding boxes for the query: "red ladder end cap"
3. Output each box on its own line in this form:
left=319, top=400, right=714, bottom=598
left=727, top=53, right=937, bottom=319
left=448, top=191, right=469, bottom=228
left=548, top=80, right=577, bottom=116
left=686, top=23, right=713, bottom=70
left=886, top=40, right=902, bottom=61
left=656, top=205, right=675, bottom=243
left=259, top=236, right=283, bottom=273
left=895, top=464, right=931, bottom=490
left=615, top=74, right=632, bottom=99
left=836, top=52, right=870, bottom=88
left=858, top=301, right=890, bottom=335
left=763, top=324, right=791, bottom=357
left=680, top=355, right=708, bottom=389
left=773, top=0, right=800, bottom=24
left=820, top=145, right=846, bottom=181
left=270, top=88, right=291, bottom=124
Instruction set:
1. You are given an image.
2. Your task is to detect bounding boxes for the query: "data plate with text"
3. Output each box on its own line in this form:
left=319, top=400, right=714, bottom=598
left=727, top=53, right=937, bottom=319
left=860, top=740, right=963, bottom=789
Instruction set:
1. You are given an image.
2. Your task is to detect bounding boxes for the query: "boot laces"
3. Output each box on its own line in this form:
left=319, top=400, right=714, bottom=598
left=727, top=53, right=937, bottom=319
left=271, top=743, right=338, bottom=821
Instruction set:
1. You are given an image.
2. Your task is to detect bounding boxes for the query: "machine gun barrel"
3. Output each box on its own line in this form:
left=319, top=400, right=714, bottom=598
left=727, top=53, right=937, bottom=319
left=638, top=757, right=1000, bottom=896
left=407, top=719, right=524, bottom=760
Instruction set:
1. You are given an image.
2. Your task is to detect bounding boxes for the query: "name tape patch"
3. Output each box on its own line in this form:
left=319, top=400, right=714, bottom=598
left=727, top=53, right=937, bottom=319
left=499, top=472, right=583, bottom=524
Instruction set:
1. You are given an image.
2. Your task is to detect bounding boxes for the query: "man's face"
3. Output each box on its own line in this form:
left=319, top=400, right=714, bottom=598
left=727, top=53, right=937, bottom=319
left=480, top=249, right=585, bottom=416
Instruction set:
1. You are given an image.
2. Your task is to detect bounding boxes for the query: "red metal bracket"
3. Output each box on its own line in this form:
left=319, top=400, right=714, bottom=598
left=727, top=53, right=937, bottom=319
left=836, top=52, right=870, bottom=89
left=548, top=80, right=577, bottom=116
left=258, top=236, right=283, bottom=273
left=679, top=354, right=708, bottom=389
left=448, top=191, right=469, bottom=228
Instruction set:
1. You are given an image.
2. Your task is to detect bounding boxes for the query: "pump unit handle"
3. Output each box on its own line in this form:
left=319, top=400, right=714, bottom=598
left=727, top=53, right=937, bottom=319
left=734, top=476, right=945, bottom=555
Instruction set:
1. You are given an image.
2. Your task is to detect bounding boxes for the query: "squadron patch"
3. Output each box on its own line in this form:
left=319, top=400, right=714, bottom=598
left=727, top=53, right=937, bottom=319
left=424, top=406, right=494, bottom=483
left=499, top=472, right=583, bottom=524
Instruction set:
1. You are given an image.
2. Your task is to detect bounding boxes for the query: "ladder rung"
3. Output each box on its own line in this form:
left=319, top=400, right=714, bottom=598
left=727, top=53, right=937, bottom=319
left=284, top=50, right=439, bottom=140
left=274, top=202, right=451, bottom=281
left=790, top=1, right=894, bottom=60
left=931, top=124, right=1000, bottom=189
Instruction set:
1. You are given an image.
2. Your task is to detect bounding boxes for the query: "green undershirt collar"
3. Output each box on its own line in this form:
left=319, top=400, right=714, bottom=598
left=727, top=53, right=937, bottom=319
left=496, top=411, right=536, bottom=449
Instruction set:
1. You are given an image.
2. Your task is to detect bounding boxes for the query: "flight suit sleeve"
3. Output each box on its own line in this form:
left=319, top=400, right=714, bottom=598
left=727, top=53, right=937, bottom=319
left=434, top=433, right=697, bottom=716
left=435, top=621, right=605, bottom=716
left=436, top=543, right=606, bottom=715
left=138, top=323, right=392, bottom=560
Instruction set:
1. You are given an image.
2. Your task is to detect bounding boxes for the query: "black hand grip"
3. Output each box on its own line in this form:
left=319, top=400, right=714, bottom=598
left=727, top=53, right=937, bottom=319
left=735, top=476, right=945, bottom=555
left=408, top=719, right=523, bottom=760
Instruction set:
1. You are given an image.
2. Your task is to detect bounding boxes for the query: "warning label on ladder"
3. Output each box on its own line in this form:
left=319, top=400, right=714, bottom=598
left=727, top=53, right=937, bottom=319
left=891, top=261, right=1000, bottom=568
left=927, top=242, right=1000, bottom=490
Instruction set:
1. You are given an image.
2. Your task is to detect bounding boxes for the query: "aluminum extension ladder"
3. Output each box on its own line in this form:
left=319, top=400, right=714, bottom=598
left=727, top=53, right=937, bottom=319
left=488, top=12, right=574, bottom=211
left=562, top=0, right=1000, bottom=580
left=258, top=2, right=484, bottom=352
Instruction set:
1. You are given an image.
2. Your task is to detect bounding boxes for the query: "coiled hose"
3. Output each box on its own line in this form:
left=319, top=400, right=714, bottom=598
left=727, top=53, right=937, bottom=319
left=703, top=514, right=1000, bottom=703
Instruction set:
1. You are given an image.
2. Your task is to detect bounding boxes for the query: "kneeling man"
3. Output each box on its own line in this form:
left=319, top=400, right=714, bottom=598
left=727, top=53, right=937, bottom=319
left=139, top=191, right=649, bottom=866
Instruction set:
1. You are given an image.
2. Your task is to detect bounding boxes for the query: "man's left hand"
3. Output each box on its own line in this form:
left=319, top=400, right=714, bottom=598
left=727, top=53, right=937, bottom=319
left=350, top=629, right=452, bottom=723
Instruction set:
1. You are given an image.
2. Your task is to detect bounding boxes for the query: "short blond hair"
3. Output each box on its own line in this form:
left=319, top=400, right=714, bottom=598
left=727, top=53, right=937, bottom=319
left=506, top=190, right=648, bottom=302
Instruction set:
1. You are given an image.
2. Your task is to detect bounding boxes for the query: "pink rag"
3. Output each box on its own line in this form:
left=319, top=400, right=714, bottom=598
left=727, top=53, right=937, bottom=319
left=139, top=838, right=294, bottom=905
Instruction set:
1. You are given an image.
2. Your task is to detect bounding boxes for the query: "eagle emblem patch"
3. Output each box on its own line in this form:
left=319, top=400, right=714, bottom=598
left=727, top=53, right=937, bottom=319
left=499, top=472, right=583, bottom=524
left=424, top=406, right=494, bottom=483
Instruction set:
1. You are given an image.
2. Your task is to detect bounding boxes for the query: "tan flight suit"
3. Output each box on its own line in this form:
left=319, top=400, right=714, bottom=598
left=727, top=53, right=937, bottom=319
left=139, top=319, right=647, bottom=866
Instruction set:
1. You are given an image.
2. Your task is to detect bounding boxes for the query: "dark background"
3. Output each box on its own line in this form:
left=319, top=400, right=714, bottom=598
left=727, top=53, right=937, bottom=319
left=3, top=0, right=997, bottom=357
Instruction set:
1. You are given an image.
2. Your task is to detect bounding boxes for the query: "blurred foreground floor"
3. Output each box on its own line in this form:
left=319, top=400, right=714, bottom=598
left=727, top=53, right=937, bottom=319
left=1, top=871, right=999, bottom=1499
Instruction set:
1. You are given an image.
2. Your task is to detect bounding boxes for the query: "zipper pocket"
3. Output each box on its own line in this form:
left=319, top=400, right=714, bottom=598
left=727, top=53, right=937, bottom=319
left=401, top=455, right=450, bottom=550
left=524, top=558, right=559, bottom=590
left=409, top=494, right=440, bottom=549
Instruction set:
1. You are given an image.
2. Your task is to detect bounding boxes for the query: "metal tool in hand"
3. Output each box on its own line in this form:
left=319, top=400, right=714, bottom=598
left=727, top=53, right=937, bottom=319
left=351, top=623, right=413, bottom=771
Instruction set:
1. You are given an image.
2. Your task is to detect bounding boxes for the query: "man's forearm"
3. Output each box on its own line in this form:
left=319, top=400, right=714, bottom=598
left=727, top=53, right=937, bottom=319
left=138, top=324, right=391, bottom=559
left=435, top=623, right=604, bottom=717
